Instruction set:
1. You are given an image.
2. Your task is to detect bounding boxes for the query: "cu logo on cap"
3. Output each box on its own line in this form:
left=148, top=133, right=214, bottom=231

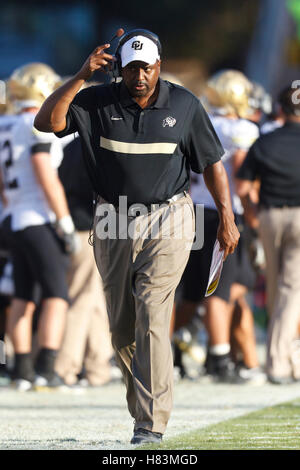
left=132, top=41, right=143, bottom=50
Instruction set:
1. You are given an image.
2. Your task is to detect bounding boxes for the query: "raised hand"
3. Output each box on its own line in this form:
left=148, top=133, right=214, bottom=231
left=75, top=28, right=125, bottom=81
left=76, top=44, right=116, bottom=81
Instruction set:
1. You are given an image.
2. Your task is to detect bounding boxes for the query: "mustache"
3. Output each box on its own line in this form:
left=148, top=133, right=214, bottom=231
left=132, top=81, right=147, bottom=87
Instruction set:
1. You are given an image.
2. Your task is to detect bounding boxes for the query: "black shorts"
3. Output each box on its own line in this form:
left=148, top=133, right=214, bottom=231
left=1, top=217, right=69, bottom=303
left=181, top=209, right=256, bottom=303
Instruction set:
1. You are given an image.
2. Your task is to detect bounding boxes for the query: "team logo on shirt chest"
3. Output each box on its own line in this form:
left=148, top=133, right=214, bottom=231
left=162, top=116, right=176, bottom=127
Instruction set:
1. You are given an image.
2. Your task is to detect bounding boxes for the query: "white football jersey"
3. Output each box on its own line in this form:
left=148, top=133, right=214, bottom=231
left=0, top=112, right=63, bottom=231
left=190, top=115, right=259, bottom=214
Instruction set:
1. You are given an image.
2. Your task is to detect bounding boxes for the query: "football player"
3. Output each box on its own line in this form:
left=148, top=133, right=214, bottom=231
left=0, top=63, right=78, bottom=391
left=175, top=70, right=266, bottom=383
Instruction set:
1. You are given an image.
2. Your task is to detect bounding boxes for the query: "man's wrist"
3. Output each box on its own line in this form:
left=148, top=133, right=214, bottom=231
left=217, top=207, right=235, bottom=222
left=74, top=70, right=90, bottom=82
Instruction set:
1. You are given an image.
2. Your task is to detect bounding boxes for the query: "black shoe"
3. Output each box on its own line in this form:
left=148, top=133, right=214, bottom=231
left=130, top=428, right=163, bottom=445
left=205, top=352, right=241, bottom=384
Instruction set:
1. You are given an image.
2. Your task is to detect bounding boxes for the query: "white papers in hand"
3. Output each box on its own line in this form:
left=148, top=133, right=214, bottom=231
left=205, top=239, right=224, bottom=297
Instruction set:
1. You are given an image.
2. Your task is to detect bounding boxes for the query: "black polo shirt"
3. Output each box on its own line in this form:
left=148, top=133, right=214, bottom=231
left=55, top=78, right=224, bottom=206
left=237, top=121, right=300, bottom=208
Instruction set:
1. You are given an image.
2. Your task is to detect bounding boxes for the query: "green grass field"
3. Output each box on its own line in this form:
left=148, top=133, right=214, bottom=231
left=140, top=398, right=300, bottom=450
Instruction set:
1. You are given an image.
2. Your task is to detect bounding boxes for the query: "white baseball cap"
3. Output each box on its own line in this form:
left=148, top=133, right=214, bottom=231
left=120, top=35, right=160, bottom=68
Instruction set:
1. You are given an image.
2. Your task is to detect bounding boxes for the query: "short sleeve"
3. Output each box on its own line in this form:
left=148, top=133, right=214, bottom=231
left=237, top=143, right=260, bottom=181
left=183, top=99, right=224, bottom=173
left=231, top=120, right=259, bottom=151
left=30, top=126, right=53, bottom=154
left=54, top=87, right=95, bottom=138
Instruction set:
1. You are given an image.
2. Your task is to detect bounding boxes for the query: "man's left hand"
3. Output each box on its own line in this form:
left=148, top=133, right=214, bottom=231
left=217, top=214, right=240, bottom=260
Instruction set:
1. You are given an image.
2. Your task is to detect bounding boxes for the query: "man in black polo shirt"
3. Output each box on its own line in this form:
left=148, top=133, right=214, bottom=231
left=237, top=85, right=300, bottom=384
left=34, top=28, right=239, bottom=445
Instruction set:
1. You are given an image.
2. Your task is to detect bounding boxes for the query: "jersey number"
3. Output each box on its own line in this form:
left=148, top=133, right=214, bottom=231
left=0, top=140, right=18, bottom=189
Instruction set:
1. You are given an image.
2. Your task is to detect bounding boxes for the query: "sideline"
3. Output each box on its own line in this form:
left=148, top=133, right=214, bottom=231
left=1, top=380, right=300, bottom=450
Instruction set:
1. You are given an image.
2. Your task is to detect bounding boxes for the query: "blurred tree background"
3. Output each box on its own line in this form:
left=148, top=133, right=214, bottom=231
left=0, top=0, right=299, bottom=96
left=98, top=0, right=260, bottom=94
left=97, top=0, right=259, bottom=68
left=0, top=1, right=259, bottom=81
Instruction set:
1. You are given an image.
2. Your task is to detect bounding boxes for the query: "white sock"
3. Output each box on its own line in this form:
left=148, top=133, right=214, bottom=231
left=209, top=343, right=230, bottom=356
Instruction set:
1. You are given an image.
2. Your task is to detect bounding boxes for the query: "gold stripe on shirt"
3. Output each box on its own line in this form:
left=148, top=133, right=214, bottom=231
left=100, top=137, right=177, bottom=155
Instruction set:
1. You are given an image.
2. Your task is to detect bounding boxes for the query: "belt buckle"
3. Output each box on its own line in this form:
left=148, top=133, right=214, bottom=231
left=167, top=191, right=186, bottom=204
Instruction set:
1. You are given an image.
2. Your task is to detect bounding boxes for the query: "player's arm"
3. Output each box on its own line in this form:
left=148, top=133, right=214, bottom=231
left=236, top=179, right=259, bottom=229
left=31, top=152, right=80, bottom=253
left=236, top=142, right=261, bottom=229
left=32, top=152, right=70, bottom=219
left=233, top=147, right=260, bottom=204
left=232, top=148, right=247, bottom=175
left=203, top=160, right=240, bottom=259
left=34, top=43, right=116, bottom=133
left=0, top=169, right=7, bottom=206
left=233, top=148, right=255, bottom=200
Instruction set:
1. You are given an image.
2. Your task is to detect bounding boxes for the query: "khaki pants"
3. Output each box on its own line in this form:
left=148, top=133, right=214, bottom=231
left=55, top=231, right=112, bottom=385
left=259, top=208, right=300, bottom=379
left=93, top=194, right=195, bottom=434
